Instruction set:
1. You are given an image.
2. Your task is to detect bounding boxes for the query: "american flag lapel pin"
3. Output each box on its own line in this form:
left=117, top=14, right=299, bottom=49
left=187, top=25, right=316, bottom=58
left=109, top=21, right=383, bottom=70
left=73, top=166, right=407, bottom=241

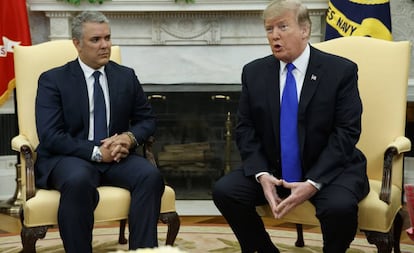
left=311, top=74, right=317, bottom=81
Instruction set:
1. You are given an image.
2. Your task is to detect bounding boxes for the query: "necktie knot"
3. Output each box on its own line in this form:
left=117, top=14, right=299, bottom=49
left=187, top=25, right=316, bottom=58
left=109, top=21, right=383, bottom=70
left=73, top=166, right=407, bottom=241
left=93, top=71, right=101, bottom=81
left=286, top=63, right=295, bottom=73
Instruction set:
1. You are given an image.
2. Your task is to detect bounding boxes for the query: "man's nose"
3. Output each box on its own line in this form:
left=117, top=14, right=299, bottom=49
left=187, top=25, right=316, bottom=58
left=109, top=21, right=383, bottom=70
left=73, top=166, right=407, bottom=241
left=100, top=39, right=111, bottom=48
left=271, top=29, right=281, bottom=40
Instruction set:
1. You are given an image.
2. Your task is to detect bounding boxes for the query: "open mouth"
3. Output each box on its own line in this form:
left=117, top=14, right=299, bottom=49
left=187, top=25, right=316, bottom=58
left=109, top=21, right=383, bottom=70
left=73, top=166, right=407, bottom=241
left=273, top=44, right=282, bottom=51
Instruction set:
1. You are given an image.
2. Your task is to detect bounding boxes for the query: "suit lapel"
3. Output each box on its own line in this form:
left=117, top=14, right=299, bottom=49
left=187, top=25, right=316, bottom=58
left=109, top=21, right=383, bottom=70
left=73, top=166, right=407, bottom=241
left=70, top=60, right=90, bottom=139
left=104, top=62, right=118, bottom=134
left=264, top=56, right=281, bottom=144
left=298, top=47, right=324, bottom=153
left=298, top=47, right=323, bottom=114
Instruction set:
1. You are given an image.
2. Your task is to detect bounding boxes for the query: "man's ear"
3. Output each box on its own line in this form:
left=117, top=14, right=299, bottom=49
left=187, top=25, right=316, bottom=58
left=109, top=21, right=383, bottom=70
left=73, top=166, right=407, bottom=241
left=72, top=38, right=81, bottom=51
left=301, top=26, right=310, bottom=39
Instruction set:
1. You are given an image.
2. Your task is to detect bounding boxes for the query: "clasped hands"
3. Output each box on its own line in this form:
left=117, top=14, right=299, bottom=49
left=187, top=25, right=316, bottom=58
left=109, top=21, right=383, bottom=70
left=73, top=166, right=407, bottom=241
left=99, top=133, right=133, bottom=163
left=258, top=174, right=318, bottom=219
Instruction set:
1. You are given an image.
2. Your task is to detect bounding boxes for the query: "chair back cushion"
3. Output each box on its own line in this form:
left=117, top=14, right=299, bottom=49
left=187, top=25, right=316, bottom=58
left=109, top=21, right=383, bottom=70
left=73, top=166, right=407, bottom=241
left=312, top=36, right=411, bottom=186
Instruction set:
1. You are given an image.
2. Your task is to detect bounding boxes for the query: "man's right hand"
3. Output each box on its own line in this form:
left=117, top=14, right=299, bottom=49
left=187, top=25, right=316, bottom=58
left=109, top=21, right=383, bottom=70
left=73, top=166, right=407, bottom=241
left=100, top=134, right=130, bottom=162
left=258, top=174, right=283, bottom=219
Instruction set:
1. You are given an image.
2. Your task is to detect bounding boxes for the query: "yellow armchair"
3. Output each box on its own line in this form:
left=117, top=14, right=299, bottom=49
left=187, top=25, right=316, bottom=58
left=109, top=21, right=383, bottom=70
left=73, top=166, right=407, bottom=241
left=12, top=40, right=180, bottom=252
left=257, top=36, right=412, bottom=252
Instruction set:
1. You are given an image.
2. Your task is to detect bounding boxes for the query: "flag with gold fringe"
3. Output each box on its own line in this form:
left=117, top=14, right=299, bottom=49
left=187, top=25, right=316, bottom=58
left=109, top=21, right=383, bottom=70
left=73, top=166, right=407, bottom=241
left=325, top=0, right=392, bottom=41
left=0, top=0, right=32, bottom=106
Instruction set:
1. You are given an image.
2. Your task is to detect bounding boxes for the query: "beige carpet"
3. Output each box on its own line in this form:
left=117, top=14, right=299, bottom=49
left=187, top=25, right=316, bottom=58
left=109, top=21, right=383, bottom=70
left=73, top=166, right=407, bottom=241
left=1, top=225, right=414, bottom=253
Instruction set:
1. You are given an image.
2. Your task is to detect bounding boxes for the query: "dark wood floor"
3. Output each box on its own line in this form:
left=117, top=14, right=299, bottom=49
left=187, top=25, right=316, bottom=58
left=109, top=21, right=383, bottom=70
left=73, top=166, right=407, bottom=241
left=1, top=206, right=413, bottom=246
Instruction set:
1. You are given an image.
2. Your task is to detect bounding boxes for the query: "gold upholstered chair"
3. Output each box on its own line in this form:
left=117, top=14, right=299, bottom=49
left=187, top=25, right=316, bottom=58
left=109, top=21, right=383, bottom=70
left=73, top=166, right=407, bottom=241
left=11, top=40, right=180, bottom=253
left=257, top=36, right=412, bottom=252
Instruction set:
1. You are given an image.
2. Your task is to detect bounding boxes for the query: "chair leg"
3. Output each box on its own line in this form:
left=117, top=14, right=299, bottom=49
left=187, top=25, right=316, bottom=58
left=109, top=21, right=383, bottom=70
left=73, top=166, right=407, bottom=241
left=363, top=212, right=403, bottom=253
left=363, top=230, right=393, bottom=253
left=21, top=225, right=49, bottom=253
left=159, top=211, right=180, bottom=246
left=118, top=219, right=128, bottom=244
left=393, top=211, right=403, bottom=253
left=295, top=223, right=305, bottom=247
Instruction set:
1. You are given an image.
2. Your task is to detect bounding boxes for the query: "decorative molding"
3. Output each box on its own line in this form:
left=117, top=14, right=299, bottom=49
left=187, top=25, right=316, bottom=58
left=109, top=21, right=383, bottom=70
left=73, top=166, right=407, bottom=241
left=29, top=0, right=328, bottom=44
left=154, top=17, right=220, bottom=45
left=45, top=12, right=72, bottom=40
left=30, top=0, right=328, bottom=12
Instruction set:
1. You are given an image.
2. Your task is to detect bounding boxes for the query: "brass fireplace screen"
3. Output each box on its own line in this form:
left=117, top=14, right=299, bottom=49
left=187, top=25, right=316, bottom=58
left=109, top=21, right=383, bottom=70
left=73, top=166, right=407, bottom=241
left=147, top=91, right=241, bottom=200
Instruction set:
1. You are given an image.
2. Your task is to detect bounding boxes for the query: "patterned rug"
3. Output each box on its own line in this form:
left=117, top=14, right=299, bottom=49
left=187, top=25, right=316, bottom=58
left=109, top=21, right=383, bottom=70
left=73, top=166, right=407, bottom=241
left=1, top=225, right=414, bottom=253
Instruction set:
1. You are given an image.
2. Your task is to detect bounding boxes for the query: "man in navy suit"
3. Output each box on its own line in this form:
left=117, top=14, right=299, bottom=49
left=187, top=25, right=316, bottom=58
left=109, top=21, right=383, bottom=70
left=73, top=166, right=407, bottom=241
left=212, top=0, right=370, bottom=252
left=35, top=11, right=164, bottom=252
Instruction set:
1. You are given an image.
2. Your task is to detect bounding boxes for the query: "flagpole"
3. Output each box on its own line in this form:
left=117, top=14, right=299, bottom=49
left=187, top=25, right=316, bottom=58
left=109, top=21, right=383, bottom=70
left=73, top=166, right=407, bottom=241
left=0, top=85, right=23, bottom=216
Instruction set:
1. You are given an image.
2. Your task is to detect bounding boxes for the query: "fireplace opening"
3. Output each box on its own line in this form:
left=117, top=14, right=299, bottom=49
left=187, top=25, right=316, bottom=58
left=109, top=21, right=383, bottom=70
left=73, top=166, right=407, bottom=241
left=147, top=90, right=242, bottom=200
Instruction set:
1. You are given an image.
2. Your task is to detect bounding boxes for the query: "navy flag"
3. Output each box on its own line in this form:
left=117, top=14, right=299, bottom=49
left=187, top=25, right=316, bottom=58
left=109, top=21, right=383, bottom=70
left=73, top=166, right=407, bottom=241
left=325, top=0, right=392, bottom=41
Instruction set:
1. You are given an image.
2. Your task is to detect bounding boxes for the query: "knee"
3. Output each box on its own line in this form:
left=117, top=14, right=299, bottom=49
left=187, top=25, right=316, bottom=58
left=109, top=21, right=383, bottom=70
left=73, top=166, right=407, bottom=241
left=61, top=171, right=96, bottom=193
left=317, top=199, right=358, bottom=221
left=141, top=166, right=164, bottom=191
left=212, top=177, right=229, bottom=203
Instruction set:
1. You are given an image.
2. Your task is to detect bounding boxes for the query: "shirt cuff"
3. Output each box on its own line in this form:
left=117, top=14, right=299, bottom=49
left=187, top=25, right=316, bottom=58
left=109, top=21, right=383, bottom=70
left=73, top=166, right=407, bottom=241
left=307, top=179, right=322, bottom=190
left=255, top=172, right=271, bottom=183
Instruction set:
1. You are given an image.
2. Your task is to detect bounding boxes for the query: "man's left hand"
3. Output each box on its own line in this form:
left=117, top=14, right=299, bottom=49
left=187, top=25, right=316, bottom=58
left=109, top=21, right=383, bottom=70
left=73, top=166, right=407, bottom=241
left=101, top=133, right=130, bottom=162
left=274, top=180, right=318, bottom=218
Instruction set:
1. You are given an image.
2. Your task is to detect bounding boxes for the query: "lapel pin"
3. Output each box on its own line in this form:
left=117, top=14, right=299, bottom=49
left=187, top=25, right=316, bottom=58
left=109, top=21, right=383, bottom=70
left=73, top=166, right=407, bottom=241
left=311, top=74, right=317, bottom=81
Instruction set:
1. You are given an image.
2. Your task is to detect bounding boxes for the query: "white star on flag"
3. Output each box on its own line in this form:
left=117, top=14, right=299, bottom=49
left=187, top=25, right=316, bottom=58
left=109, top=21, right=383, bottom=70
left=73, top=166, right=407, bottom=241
left=0, top=36, right=21, bottom=57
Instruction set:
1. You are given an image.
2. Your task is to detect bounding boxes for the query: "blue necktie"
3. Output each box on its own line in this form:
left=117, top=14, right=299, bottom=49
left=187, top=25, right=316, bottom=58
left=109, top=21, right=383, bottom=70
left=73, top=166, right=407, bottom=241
left=93, top=71, right=107, bottom=145
left=280, top=63, right=302, bottom=182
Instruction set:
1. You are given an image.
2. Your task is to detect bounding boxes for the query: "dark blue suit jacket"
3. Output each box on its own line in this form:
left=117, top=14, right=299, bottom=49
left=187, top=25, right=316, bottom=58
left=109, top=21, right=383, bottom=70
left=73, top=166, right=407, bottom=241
left=236, top=45, right=369, bottom=201
left=34, top=59, right=156, bottom=188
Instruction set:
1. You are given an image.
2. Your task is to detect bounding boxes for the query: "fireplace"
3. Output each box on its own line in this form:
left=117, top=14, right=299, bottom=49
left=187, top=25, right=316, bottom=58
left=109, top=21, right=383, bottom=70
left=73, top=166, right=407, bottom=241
left=146, top=88, right=241, bottom=199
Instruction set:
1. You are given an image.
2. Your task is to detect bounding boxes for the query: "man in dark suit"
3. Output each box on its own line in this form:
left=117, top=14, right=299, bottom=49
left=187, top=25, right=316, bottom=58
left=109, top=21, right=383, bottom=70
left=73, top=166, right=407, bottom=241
left=35, top=11, right=164, bottom=253
left=212, top=0, right=370, bottom=252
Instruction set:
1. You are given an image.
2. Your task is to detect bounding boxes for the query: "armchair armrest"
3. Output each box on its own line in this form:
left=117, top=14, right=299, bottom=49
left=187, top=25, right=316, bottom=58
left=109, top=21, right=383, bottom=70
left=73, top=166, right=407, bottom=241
left=11, top=134, right=37, bottom=200
left=11, top=134, right=33, bottom=152
left=143, top=136, right=157, bottom=167
left=380, top=136, right=412, bottom=204
left=387, top=136, right=411, bottom=154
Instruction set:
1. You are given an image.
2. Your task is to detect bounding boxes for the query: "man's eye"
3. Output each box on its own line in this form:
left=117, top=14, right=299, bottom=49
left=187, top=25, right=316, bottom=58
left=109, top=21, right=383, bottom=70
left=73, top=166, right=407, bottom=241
left=265, top=27, right=273, bottom=33
left=279, top=24, right=288, bottom=31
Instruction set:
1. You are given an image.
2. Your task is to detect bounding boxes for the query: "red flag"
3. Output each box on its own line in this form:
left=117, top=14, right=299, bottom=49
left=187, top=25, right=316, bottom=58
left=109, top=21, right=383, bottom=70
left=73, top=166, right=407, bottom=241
left=0, top=0, right=32, bottom=106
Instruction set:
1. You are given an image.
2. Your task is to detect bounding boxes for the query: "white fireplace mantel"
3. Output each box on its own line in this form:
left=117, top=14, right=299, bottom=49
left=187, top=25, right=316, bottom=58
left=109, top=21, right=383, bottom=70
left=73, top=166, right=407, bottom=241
left=28, top=0, right=329, bottom=85
left=28, top=0, right=328, bottom=44
left=29, top=0, right=328, bottom=12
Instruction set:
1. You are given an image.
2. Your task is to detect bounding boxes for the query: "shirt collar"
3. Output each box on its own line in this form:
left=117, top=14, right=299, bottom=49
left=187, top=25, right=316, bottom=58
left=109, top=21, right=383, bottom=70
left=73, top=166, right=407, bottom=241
left=77, top=58, right=105, bottom=78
